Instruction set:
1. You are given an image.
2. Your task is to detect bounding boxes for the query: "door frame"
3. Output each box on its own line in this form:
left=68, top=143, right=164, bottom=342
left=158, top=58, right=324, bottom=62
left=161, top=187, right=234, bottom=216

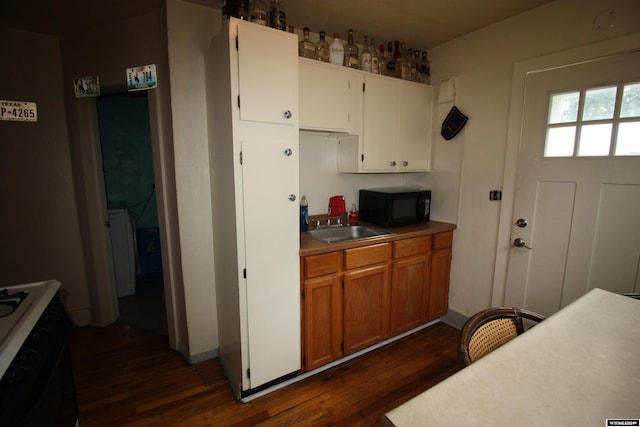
left=492, top=33, right=640, bottom=306
left=70, top=86, right=187, bottom=355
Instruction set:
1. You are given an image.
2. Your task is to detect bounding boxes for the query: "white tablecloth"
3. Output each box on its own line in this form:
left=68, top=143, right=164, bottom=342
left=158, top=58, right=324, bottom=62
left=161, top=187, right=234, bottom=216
left=383, top=288, right=640, bottom=426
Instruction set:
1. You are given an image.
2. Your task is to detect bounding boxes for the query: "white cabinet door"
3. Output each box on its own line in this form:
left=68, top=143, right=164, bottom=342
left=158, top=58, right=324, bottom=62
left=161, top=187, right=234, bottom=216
left=237, top=21, right=298, bottom=126
left=241, top=139, right=301, bottom=388
left=362, top=74, right=399, bottom=171
left=398, top=82, right=432, bottom=171
left=299, top=59, right=351, bottom=132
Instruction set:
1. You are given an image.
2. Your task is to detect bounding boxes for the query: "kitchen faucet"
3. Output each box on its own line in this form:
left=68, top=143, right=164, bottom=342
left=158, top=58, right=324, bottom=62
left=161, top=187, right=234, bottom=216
left=327, top=205, right=331, bottom=225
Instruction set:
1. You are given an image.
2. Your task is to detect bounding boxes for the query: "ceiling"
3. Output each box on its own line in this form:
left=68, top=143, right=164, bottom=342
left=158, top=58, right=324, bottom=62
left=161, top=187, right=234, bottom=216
left=0, top=0, right=553, bottom=50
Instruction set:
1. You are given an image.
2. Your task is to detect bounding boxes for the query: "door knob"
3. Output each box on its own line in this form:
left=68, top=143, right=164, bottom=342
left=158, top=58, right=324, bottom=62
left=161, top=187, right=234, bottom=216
left=513, top=237, right=533, bottom=249
left=515, top=218, right=528, bottom=228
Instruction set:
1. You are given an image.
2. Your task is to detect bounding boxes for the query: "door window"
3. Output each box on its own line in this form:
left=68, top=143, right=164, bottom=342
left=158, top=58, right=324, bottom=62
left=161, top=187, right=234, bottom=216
left=544, top=82, right=640, bottom=157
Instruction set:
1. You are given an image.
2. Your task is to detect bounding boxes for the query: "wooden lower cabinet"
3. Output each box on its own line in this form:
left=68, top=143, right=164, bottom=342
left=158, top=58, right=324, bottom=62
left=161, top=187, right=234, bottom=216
left=390, top=254, right=431, bottom=335
left=429, top=231, right=453, bottom=319
left=429, top=248, right=452, bottom=319
left=301, top=231, right=452, bottom=371
left=343, top=264, right=390, bottom=354
left=303, top=275, right=343, bottom=371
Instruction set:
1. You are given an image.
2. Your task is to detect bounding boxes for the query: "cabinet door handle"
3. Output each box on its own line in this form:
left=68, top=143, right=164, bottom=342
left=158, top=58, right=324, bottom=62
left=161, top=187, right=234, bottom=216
left=283, top=110, right=292, bottom=119
left=288, top=194, right=297, bottom=202
left=284, top=148, right=293, bottom=156
left=389, top=161, right=397, bottom=167
left=402, top=161, right=409, bottom=167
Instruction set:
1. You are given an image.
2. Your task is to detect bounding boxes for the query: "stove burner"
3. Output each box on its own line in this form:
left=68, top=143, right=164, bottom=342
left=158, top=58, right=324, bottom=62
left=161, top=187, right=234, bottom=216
left=0, top=290, right=28, bottom=318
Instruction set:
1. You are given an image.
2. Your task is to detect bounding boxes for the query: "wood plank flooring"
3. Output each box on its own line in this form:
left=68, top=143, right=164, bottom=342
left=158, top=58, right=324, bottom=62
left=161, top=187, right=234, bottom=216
left=70, top=322, right=461, bottom=426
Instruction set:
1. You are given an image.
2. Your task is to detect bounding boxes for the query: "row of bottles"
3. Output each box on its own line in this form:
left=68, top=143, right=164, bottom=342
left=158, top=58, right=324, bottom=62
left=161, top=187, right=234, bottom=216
left=223, top=0, right=287, bottom=31
left=223, top=0, right=430, bottom=83
left=299, top=29, right=430, bottom=84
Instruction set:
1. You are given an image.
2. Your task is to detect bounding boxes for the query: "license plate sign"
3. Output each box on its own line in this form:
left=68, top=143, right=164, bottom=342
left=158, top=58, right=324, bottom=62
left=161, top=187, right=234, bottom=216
left=0, top=100, right=37, bottom=122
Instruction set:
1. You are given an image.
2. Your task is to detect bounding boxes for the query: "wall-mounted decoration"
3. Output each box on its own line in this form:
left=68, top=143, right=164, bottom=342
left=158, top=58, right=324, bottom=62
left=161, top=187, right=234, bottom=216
left=73, top=76, right=100, bottom=98
left=126, top=64, right=158, bottom=92
left=0, top=100, right=37, bottom=122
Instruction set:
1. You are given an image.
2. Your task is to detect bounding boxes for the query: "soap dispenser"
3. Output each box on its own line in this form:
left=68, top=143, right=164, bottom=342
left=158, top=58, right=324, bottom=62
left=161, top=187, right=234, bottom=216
left=300, top=195, right=309, bottom=232
left=349, top=203, right=358, bottom=226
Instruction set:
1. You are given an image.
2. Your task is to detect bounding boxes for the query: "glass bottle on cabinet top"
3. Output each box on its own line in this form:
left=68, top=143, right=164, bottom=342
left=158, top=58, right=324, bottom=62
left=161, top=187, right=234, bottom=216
left=360, top=34, right=372, bottom=72
left=370, top=38, right=380, bottom=74
left=269, top=0, right=286, bottom=31
left=329, top=33, right=344, bottom=65
left=386, top=42, right=395, bottom=76
left=249, top=0, right=268, bottom=25
left=344, top=29, right=359, bottom=69
left=422, top=51, right=431, bottom=84
left=314, top=31, right=330, bottom=62
left=299, top=27, right=315, bottom=59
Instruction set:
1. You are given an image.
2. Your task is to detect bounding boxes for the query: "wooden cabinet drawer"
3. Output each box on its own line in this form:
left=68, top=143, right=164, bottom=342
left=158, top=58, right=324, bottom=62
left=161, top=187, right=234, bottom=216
left=304, top=251, right=342, bottom=279
left=393, top=236, right=432, bottom=259
left=344, top=243, right=391, bottom=270
left=433, top=231, right=453, bottom=250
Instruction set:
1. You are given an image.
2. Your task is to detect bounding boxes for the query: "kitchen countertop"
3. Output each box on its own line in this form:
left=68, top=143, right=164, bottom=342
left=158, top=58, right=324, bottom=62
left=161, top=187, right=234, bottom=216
left=300, top=221, right=457, bottom=256
left=0, top=280, right=60, bottom=378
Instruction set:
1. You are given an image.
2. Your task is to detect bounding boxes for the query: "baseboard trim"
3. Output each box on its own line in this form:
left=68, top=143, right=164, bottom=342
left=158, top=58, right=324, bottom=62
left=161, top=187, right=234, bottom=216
left=441, top=309, right=467, bottom=330
left=189, top=348, right=218, bottom=364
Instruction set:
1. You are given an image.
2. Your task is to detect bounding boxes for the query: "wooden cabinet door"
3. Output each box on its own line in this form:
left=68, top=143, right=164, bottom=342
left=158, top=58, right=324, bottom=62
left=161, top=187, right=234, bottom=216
left=397, top=82, right=432, bottom=172
left=237, top=20, right=298, bottom=126
left=361, top=74, right=399, bottom=171
left=429, top=248, right=452, bottom=319
left=390, top=254, right=430, bottom=335
left=343, top=264, right=390, bottom=354
left=303, top=275, right=343, bottom=371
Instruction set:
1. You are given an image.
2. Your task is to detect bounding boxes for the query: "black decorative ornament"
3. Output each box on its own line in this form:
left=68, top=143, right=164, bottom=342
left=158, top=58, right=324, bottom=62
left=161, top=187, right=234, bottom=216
left=441, top=106, right=468, bottom=141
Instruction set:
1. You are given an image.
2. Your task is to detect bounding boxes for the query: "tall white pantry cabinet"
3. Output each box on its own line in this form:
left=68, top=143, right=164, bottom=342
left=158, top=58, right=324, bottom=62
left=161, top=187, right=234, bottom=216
left=205, top=18, right=300, bottom=398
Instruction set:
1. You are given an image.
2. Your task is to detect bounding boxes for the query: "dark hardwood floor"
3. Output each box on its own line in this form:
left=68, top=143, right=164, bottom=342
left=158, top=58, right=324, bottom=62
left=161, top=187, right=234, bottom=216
left=70, top=322, right=461, bottom=426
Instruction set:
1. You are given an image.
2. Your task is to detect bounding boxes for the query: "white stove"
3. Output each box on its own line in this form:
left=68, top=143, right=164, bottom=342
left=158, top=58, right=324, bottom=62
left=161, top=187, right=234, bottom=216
left=0, top=280, right=60, bottom=378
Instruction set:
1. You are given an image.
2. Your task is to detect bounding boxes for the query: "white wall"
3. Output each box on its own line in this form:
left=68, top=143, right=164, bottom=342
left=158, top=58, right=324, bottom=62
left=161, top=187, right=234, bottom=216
left=166, top=0, right=220, bottom=360
left=426, top=0, right=640, bottom=317
left=0, top=27, right=90, bottom=322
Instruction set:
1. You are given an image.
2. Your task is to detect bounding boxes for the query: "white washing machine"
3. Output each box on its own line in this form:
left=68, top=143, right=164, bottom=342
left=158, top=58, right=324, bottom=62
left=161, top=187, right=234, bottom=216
left=108, top=205, right=136, bottom=297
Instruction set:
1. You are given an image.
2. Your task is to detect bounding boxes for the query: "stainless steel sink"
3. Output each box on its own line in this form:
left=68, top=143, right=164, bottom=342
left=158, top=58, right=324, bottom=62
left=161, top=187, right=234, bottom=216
left=306, top=225, right=394, bottom=244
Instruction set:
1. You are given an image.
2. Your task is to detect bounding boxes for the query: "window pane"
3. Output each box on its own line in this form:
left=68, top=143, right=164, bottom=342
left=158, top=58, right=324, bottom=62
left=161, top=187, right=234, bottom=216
left=549, top=92, right=579, bottom=124
left=615, top=122, right=640, bottom=155
left=582, top=86, right=617, bottom=121
left=620, top=83, right=640, bottom=118
left=578, top=123, right=612, bottom=156
left=545, top=126, right=575, bottom=157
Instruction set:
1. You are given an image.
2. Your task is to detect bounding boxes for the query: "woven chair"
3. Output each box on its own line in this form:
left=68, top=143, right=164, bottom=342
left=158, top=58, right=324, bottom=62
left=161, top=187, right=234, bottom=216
left=458, top=307, right=545, bottom=367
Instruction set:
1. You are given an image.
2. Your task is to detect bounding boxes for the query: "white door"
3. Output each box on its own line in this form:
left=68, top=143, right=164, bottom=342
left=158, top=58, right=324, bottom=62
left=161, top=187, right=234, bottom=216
left=241, top=139, right=300, bottom=388
left=504, top=51, right=640, bottom=316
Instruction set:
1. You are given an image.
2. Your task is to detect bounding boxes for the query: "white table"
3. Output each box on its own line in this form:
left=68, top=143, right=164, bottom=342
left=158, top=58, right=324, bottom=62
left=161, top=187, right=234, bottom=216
left=383, top=289, right=640, bottom=426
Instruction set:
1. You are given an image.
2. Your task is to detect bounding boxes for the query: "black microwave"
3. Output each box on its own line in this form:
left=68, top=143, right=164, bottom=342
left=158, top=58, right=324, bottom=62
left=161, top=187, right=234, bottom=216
left=359, top=187, right=431, bottom=227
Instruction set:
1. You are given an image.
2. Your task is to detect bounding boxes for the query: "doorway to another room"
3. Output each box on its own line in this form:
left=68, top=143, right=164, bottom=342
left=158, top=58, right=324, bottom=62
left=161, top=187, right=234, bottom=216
left=96, top=91, right=167, bottom=335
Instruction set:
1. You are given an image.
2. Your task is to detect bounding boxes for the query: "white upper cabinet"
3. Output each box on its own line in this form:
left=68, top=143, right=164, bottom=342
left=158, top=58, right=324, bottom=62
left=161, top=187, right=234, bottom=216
left=398, top=82, right=432, bottom=171
left=336, top=74, right=433, bottom=173
left=299, top=59, right=351, bottom=132
left=237, top=22, right=298, bottom=126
